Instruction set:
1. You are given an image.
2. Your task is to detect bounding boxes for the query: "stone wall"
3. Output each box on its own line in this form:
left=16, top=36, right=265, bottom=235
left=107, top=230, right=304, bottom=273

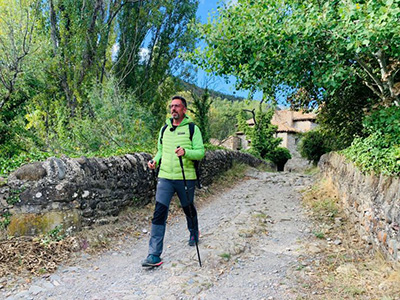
left=319, top=152, right=400, bottom=261
left=0, top=150, right=269, bottom=236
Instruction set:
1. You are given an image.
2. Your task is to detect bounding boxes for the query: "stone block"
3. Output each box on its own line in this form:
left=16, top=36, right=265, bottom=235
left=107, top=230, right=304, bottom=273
left=7, top=210, right=81, bottom=236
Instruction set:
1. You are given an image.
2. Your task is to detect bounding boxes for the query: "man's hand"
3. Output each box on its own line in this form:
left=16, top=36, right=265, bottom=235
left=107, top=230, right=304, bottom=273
left=175, top=147, right=185, bottom=157
left=148, top=160, right=157, bottom=169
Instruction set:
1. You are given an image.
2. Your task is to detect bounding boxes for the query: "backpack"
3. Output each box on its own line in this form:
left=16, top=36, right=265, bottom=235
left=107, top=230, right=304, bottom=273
left=160, top=122, right=202, bottom=188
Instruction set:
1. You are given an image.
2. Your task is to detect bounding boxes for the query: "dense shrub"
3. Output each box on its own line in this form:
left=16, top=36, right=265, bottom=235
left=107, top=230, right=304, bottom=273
left=267, top=147, right=291, bottom=171
left=299, top=129, right=333, bottom=165
left=267, top=147, right=291, bottom=165
left=343, top=106, right=400, bottom=176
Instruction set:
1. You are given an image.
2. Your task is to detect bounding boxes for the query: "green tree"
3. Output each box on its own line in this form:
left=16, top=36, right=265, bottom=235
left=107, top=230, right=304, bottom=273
left=187, top=88, right=212, bottom=144
left=238, top=105, right=282, bottom=160
left=299, top=129, right=333, bottom=165
left=18, top=0, right=198, bottom=154
left=0, top=0, right=43, bottom=157
left=209, top=97, right=251, bottom=141
left=47, top=0, right=122, bottom=117
left=115, top=0, right=198, bottom=128
left=190, top=0, right=400, bottom=107
left=317, top=78, right=379, bottom=150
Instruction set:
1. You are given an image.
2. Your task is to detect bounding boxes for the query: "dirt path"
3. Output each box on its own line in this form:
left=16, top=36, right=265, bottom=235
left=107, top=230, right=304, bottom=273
left=2, top=168, right=315, bottom=300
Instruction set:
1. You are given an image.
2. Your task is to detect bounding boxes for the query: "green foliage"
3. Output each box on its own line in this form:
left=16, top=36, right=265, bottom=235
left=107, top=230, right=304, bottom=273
left=115, top=0, right=198, bottom=126
left=188, top=89, right=213, bottom=143
left=209, top=99, right=240, bottom=141
left=0, top=0, right=199, bottom=174
left=241, top=108, right=282, bottom=160
left=363, top=106, right=400, bottom=142
left=343, top=106, right=400, bottom=176
left=0, top=212, right=11, bottom=229
left=235, top=104, right=284, bottom=165
left=267, top=147, right=291, bottom=166
left=40, top=225, right=66, bottom=245
left=313, top=231, right=325, bottom=239
left=299, top=130, right=333, bottom=165
left=24, top=78, right=156, bottom=157
left=317, top=79, right=379, bottom=150
left=190, top=0, right=400, bottom=108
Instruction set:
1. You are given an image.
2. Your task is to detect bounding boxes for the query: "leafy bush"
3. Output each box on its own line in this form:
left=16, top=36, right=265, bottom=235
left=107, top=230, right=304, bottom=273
left=267, top=147, right=292, bottom=165
left=343, top=106, right=400, bottom=176
left=237, top=107, right=282, bottom=160
left=299, top=129, right=333, bottom=165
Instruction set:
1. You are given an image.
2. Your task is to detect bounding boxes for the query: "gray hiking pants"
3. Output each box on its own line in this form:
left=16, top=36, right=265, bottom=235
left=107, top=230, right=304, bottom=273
left=148, top=178, right=198, bottom=257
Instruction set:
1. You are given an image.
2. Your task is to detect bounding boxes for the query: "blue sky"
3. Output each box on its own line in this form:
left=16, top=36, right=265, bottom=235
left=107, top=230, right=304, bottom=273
left=194, top=0, right=263, bottom=100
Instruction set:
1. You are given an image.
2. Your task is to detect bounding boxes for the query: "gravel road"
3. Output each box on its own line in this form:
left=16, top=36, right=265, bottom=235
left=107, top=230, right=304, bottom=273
left=2, top=168, right=315, bottom=300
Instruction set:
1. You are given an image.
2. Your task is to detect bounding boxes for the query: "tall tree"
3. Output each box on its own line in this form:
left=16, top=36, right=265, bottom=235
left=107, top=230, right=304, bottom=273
left=0, top=0, right=42, bottom=156
left=47, top=0, right=123, bottom=116
left=114, top=0, right=198, bottom=125
left=188, top=88, right=212, bottom=143
left=190, top=0, right=400, bottom=107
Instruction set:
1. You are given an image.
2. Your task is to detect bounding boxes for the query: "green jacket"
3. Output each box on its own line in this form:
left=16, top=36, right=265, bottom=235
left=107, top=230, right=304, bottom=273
left=154, top=115, right=205, bottom=180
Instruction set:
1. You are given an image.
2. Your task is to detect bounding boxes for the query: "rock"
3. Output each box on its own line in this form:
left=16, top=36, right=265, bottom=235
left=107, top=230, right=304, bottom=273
left=14, top=162, right=47, bottom=181
left=29, top=285, right=46, bottom=295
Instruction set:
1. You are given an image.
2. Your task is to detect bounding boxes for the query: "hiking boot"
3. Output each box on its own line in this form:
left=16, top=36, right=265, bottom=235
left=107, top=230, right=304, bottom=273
left=188, top=232, right=199, bottom=247
left=141, top=254, right=162, bottom=267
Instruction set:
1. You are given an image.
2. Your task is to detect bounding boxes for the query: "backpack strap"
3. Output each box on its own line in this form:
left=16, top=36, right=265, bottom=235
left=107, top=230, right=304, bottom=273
left=189, top=122, right=195, bottom=141
left=160, top=123, right=168, bottom=144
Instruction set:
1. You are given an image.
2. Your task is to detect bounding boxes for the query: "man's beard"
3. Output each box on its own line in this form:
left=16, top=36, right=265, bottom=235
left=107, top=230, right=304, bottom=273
left=172, top=112, right=180, bottom=119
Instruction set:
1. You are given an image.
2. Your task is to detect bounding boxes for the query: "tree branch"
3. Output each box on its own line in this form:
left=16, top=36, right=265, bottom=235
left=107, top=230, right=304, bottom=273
left=243, top=108, right=256, bottom=127
left=355, top=56, right=384, bottom=94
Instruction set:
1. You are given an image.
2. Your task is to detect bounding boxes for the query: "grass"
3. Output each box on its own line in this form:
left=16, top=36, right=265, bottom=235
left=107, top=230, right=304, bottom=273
left=213, top=162, right=249, bottom=186
left=219, top=253, right=231, bottom=261
left=297, top=178, right=400, bottom=299
left=302, top=178, right=339, bottom=221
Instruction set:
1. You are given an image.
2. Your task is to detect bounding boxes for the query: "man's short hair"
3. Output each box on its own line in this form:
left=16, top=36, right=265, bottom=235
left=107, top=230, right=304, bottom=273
left=171, top=95, right=187, bottom=108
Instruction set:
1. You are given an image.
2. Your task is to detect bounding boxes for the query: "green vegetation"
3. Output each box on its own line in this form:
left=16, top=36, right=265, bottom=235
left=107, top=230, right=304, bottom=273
left=189, top=0, right=399, bottom=174
left=343, top=106, right=400, bottom=176
left=191, top=0, right=400, bottom=107
left=299, top=130, right=334, bottom=166
left=0, top=0, right=398, bottom=179
left=237, top=105, right=283, bottom=163
left=0, top=212, right=11, bottom=229
left=188, top=88, right=213, bottom=144
left=312, top=231, right=325, bottom=239
left=41, top=225, right=66, bottom=245
left=219, top=253, right=231, bottom=261
left=0, top=0, right=199, bottom=175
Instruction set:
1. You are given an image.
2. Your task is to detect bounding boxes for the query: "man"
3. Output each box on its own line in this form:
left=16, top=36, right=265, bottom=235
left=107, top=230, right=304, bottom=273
left=142, top=95, right=205, bottom=267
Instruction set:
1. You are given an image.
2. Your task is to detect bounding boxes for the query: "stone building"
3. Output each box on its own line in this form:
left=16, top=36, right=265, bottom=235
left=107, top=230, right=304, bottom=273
left=212, top=109, right=317, bottom=171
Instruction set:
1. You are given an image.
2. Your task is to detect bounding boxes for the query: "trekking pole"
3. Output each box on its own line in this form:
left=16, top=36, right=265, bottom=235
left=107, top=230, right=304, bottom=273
left=177, top=146, right=202, bottom=267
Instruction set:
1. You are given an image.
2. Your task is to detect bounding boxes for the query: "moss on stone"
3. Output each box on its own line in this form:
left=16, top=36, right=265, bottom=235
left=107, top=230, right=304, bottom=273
left=7, top=210, right=81, bottom=236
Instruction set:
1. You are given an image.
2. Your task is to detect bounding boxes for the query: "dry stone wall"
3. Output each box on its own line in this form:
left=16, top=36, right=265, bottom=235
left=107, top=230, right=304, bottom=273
left=319, top=152, right=400, bottom=261
left=0, top=150, right=269, bottom=236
